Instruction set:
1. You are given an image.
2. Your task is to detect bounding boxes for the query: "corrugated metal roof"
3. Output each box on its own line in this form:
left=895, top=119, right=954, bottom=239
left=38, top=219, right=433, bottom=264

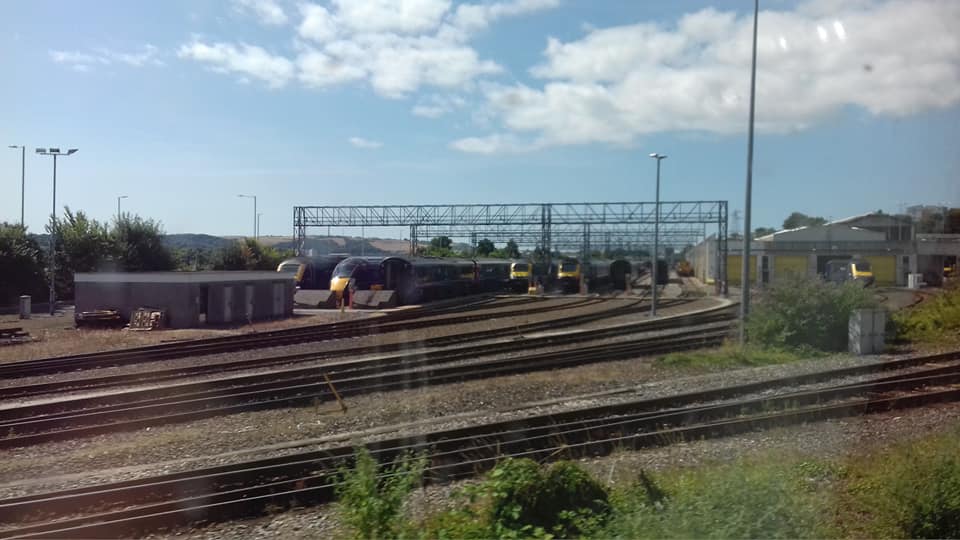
left=75, top=272, right=288, bottom=284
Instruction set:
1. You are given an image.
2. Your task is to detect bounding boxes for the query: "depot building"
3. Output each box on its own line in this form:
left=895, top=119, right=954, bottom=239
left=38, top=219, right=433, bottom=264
left=690, top=212, right=959, bottom=287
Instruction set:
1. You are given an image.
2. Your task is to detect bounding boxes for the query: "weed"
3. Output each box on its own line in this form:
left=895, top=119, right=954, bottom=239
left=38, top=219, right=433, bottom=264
left=420, top=458, right=611, bottom=539
left=657, top=342, right=814, bottom=370
left=335, top=448, right=426, bottom=540
left=892, top=282, right=960, bottom=345
left=832, top=427, right=960, bottom=539
left=603, top=460, right=824, bottom=539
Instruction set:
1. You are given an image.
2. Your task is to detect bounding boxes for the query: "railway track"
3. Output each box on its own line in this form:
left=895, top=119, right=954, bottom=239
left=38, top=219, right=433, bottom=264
left=0, top=296, right=610, bottom=380
left=3, top=349, right=959, bottom=538
left=0, top=312, right=733, bottom=447
left=0, top=296, right=700, bottom=401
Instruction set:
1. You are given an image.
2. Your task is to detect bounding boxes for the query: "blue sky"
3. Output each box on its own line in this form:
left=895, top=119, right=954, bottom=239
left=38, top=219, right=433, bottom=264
left=2, top=0, right=958, bottom=238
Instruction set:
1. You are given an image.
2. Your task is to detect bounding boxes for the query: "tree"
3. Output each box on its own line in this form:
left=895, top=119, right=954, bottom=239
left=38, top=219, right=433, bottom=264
left=430, top=236, right=452, bottom=250
left=782, top=212, right=827, bottom=230
left=0, top=223, right=46, bottom=305
left=503, top=239, right=520, bottom=259
left=112, top=214, right=176, bottom=272
left=421, top=236, right=456, bottom=257
left=213, top=238, right=292, bottom=270
left=753, top=227, right=776, bottom=238
left=476, top=238, right=495, bottom=256
left=48, top=207, right=115, bottom=298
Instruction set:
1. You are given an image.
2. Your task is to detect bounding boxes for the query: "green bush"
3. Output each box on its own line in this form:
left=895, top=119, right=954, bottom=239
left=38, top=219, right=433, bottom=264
left=892, top=282, right=960, bottom=344
left=422, top=459, right=610, bottom=539
left=745, top=274, right=878, bottom=351
left=602, top=461, right=823, bottom=539
left=335, top=448, right=426, bottom=540
left=834, top=428, right=960, bottom=539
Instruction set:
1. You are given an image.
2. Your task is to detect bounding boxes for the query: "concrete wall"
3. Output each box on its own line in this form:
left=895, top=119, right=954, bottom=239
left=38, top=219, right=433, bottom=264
left=75, top=281, right=200, bottom=328
left=76, top=277, right=293, bottom=328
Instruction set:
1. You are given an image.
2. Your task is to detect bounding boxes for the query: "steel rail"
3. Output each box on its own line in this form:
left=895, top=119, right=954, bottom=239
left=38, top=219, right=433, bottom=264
left=1, top=294, right=692, bottom=400
left=3, top=361, right=958, bottom=538
left=0, top=296, right=609, bottom=379
left=0, top=329, right=731, bottom=447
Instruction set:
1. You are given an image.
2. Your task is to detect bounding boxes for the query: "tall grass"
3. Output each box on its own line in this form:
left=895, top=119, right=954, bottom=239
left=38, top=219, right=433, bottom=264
left=893, top=281, right=960, bottom=345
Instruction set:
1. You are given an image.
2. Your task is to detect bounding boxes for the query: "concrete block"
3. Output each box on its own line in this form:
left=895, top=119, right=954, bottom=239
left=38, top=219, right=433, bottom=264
left=849, top=309, right=886, bottom=355
left=350, top=290, right=377, bottom=309
left=371, top=290, right=398, bottom=309
left=295, top=289, right=336, bottom=308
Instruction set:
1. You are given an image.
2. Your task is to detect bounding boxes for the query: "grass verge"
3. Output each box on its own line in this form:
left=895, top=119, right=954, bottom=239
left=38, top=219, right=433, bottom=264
left=655, top=343, right=816, bottom=370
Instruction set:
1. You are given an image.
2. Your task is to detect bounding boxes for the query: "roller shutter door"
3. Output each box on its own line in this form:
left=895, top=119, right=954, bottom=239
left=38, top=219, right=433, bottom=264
left=773, top=256, right=807, bottom=281
left=864, top=256, right=896, bottom=286
left=726, top=255, right=756, bottom=286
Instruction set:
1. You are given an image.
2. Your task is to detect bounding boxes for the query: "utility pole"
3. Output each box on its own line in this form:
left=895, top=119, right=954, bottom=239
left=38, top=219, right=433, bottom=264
left=648, top=153, right=667, bottom=317
left=740, top=0, right=759, bottom=344
left=36, top=147, right=78, bottom=315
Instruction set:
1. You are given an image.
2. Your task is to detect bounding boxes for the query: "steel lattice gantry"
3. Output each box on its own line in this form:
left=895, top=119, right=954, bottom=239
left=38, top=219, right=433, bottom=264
left=293, top=201, right=728, bottom=293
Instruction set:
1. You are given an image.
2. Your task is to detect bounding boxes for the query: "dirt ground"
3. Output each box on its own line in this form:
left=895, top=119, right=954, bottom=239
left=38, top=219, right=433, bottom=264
left=0, top=307, right=377, bottom=363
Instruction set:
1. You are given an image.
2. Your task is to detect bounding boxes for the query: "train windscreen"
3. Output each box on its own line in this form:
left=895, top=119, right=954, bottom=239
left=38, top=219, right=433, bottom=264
left=277, top=263, right=300, bottom=274
left=560, top=262, right=578, bottom=272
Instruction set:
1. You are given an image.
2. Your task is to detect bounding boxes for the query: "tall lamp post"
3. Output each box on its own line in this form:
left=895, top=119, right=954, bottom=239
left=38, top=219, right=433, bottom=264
left=36, top=147, right=78, bottom=315
left=648, top=153, right=667, bottom=317
left=740, top=0, right=760, bottom=344
left=117, top=195, right=128, bottom=220
left=238, top=194, right=257, bottom=240
left=7, top=145, right=25, bottom=227
left=256, top=212, right=263, bottom=239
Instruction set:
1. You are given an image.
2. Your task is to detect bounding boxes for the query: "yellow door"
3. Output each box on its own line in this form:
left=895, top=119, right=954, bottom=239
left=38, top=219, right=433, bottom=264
left=864, top=256, right=896, bottom=286
left=773, top=256, right=807, bottom=281
left=727, top=255, right=756, bottom=286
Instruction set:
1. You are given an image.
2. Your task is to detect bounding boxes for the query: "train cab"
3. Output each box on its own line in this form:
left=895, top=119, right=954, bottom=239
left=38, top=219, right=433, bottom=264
left=509, top=261, right=533, bottom=292
left=276, top=255, right=348, bottom=289
left=825, top=259, right=874, bottom=287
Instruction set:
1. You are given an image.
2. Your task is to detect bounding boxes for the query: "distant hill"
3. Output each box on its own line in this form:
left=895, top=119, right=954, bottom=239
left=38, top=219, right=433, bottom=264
left=163, top=234, right=234, bottom=251
left=170, top=234, right=413, bottom=255
left=28, top=231, right=415, bottom=256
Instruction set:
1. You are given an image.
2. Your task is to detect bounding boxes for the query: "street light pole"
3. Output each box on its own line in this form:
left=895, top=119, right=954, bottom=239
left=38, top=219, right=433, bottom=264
left=740, top=0, right=759, bottom=344
left=8, top=145, right=25, bottom=227
left=36, top=147, right=78, bottom=315
left=117, top=195, right=128, bottom=221
left=238, top=194, right=257, bottom=240
left=648, top=153, right=667, bottom=317
left=256, top=213, right=262, bottom=239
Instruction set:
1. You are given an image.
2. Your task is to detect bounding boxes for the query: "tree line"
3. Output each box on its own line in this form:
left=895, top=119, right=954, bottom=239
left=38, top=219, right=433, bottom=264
left=0, top=207, right=292, bottom=305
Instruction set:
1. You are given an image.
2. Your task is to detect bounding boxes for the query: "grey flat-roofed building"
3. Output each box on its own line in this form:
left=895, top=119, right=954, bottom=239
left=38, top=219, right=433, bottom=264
left=75, top=272, right=294, bottom=328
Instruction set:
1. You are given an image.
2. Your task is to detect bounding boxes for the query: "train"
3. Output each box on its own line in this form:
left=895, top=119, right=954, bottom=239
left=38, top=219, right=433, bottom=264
left=556, top=258, right=616, bottom=293
left=328, top=256, right=539, bottom=305
left=276, top=255, right=349, bottom=289
left=825, top=259, right=875, bottom=287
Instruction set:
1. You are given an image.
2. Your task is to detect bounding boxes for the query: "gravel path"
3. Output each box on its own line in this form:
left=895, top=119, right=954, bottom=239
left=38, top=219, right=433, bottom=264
left=0, top=348, right=933, bottom=498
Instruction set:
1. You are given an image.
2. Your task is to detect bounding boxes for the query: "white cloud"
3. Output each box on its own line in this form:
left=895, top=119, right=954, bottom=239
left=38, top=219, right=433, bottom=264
left=177, top=41, right=294, bottom=88
left=182, top=0, right=558, bottom=96
left=332, top=0, right=451, bottom=35
left=450, top=0, right=560, bottom=36
left=449, top=133, right=541, bottom=154
left=412, top=93, right=466, bottom=117
left=233, top=0, right=288, bottom=26
left=460, top=0, right=960, bottom=152
left=349, top=136, right=384, bottom=149
left=298, top=3, right=338, bottom=43
left=49, top=45, right=162, bottom=71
